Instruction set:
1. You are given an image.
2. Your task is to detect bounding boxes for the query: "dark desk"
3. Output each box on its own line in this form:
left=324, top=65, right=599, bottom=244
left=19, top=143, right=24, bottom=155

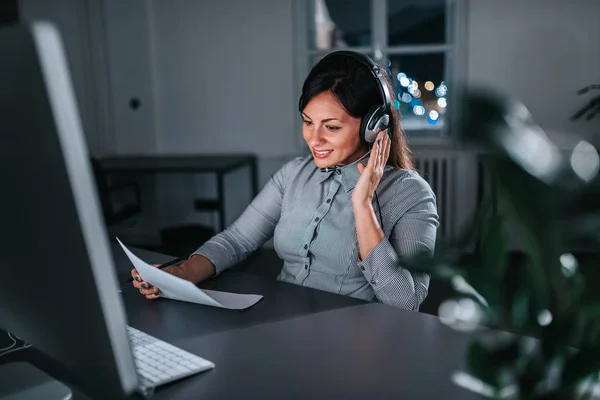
left=119, top=246, right=479, bottom=399
left=99, top=154, right=259, bottom=230
left=115, top=245, right=367, bottom=342
left=155, top=304, right=478, bottom=399
left=9, top=244, right=479, bottom=399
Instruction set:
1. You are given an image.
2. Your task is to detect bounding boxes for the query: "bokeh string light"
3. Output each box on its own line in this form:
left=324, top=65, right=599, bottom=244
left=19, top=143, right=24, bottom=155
left=391, top=67, right=448, bottom=125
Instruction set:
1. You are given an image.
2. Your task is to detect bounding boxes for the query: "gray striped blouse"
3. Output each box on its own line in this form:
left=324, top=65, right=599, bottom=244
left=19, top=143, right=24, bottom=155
left=193, top=155, right=439, bottom=310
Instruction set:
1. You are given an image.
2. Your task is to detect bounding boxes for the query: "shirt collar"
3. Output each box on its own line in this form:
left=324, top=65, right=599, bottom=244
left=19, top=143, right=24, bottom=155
left=315, top=154, right=383, bottom=192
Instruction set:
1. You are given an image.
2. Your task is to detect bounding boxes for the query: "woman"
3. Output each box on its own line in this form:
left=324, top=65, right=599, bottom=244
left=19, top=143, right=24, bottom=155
left=131, top=51, right=439, bottom=310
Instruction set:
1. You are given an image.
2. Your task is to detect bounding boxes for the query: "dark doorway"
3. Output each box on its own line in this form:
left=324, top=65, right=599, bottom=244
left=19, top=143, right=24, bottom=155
left=0, top=0, right=19, bottom=27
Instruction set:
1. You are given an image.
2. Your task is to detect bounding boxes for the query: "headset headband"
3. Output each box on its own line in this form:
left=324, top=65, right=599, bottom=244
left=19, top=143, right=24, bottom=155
left=319, top=50, right=393, bottom=117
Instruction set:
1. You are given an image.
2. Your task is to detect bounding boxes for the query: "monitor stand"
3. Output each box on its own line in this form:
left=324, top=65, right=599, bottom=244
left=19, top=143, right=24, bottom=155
left=0, top=362, right=74, bottom=400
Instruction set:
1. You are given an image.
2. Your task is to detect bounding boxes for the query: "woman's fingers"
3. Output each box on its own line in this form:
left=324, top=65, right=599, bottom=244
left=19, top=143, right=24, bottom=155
left=130, top=268, right=157, bottom=296
left=379, top=132, right=384, bottom=165
left=136, top=280, right=154, bottom=290
left=139, top=283, right=160, bottom=299
left=130, top=267, right=161, bottom=300
left=139, top=285, right=159, bottom=296
left=375, top=130, right=386, bottom=171
left=382, top=130, right=391, bottom=166
left=131, top=274, right=152, bottom=290
left=130, top=268, right=141, bottom=282
left=366, top=136, right=378, bottom=170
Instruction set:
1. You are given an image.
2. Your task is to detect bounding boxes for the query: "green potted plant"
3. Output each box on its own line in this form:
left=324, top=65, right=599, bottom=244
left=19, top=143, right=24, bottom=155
left=407, top=88, right=600, bottom=399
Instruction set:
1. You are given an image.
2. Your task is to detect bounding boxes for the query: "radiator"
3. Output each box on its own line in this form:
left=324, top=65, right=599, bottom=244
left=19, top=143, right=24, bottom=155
left=412, top=151, right=458, bottom=240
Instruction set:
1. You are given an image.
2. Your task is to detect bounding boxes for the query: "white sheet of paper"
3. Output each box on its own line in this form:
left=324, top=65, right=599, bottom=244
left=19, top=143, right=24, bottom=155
left=117, top=238, right=263, bottom=310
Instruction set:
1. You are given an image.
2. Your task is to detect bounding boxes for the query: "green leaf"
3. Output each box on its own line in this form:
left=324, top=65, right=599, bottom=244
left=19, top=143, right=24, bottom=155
left=561, top=343, right=600, bottom=389
left=581, top=306, right=600, bottom=321
left=478, top=214, right=510, bottom=280
left=511, top=291, right=531, bottom=328
left=448, top=195, right=495, bottom=250
left=488, top=339, right=520, bottom=366
left=467, top=340, right=500, bottom=388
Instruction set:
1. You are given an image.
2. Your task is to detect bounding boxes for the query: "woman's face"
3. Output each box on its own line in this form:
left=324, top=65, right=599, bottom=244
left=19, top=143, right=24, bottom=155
left=302, top=91, right=367, bottom=169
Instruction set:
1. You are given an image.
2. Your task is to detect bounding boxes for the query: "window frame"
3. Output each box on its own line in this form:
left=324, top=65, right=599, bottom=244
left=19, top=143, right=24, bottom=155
left=292, top=0, right=468, bottom=151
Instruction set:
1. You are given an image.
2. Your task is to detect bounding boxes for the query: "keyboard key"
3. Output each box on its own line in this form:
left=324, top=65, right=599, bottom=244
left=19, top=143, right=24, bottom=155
left=154, top=341, right=180, bottom=353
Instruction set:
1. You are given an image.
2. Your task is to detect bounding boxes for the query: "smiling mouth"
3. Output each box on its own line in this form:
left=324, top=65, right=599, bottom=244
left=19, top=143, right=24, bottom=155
left=313, top=149, right=333, bottom=158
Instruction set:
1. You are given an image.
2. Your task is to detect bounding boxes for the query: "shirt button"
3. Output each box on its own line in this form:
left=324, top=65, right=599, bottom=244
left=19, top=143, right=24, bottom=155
left=304, top=244, right=308, bottom=250
left=304, top=264, right=308, bottom=269
left=336, top=169, right=341, bottom=175
left=361, top=266, right=365, bottom=271
left=371, top=279, right=377, bottom=285
left=314, top=217, right=320, bottom=222
left=326, top=199, right=331, bottom=203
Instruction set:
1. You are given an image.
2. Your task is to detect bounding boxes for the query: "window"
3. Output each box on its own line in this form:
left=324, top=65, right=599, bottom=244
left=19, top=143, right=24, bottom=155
left=297, top=0, right=464, bottom=137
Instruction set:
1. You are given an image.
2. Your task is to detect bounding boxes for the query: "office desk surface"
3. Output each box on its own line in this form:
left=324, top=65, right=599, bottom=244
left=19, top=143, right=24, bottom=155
left=151, top=304, right=479, bottom=399
left=99, top=154, right=256, bottom=173
left=115, top=244, right=367, bottom=342
left=115, top=245, right=479, bottom=399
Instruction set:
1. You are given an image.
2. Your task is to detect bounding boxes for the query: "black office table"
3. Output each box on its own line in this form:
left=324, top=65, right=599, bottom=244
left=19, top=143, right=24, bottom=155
left=99, top=154, right=259, bottom=230
left=9, top=245, right=481, bottom=399
left=116, top=246, right=479, bottom=399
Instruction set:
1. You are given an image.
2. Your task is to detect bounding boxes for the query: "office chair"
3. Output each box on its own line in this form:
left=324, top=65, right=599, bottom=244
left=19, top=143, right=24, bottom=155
left=90, top=156, right=142, bottom=227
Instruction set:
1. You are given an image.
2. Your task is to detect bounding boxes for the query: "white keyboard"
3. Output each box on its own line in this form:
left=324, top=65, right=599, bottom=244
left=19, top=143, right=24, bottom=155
left=127, top=326, right=215, bottom=389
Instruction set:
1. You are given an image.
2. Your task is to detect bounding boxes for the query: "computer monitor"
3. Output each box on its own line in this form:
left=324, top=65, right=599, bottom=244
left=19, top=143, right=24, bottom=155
left=0, top=22, right=139, bottom=399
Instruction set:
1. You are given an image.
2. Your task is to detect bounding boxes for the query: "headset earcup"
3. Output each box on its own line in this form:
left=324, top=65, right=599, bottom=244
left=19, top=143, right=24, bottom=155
left=364, top=106, right=392, bottom=143
left=361, top=105, right=380, bottom=143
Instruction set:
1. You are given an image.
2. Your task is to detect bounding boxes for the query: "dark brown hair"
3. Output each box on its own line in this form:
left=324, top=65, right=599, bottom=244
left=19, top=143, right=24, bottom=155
left=298, top=54, right=414, bottom=170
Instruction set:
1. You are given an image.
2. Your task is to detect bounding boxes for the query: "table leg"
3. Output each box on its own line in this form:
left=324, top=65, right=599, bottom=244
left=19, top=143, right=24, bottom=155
left=250, top=158, right=258, bottom=198
left=217, top=172, right=225, bottom=231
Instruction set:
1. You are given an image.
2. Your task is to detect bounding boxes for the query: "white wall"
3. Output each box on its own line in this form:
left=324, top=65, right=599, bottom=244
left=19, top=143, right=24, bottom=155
left=151, top=0, right=299, bottom=157
left=467, top=0, right=600, bottom=141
